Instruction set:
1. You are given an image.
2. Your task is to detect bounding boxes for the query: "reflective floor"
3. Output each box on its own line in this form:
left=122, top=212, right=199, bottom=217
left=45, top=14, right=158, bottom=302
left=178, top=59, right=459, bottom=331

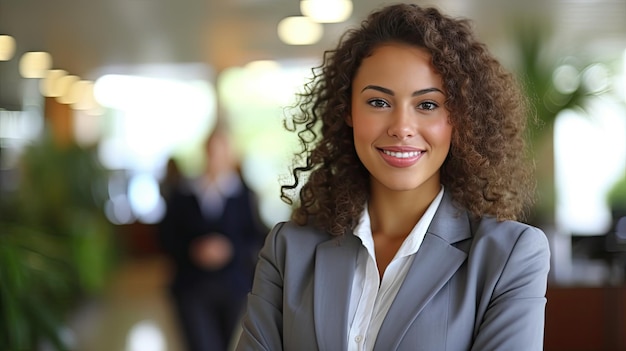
left=68, top=256, right=185, bottom=351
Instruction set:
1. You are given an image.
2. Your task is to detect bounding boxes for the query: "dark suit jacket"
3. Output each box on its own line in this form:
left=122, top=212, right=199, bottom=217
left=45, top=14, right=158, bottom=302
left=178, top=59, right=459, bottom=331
left=236, top=191, right=551, bottom=350
left=158, top=177, right=267, bottom=294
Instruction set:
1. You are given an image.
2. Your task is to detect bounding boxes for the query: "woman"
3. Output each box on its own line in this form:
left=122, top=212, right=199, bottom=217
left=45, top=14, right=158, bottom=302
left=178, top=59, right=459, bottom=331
left=236, top=3, right=550, bottom=351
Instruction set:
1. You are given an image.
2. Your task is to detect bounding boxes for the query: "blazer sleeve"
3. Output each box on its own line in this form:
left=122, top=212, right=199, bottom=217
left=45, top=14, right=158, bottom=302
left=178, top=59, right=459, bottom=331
left=471, top=226, right=551, bottom=351
left=236, top=222, right=286, bottom=351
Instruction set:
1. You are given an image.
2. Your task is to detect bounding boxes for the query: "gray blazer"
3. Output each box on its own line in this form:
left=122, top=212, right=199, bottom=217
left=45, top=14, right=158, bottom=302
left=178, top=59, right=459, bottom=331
left=236, top=192, right=550, bottom=351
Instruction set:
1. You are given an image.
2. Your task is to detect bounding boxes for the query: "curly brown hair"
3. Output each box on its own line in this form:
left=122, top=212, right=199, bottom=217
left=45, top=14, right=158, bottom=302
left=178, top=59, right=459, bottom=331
left=281, top=3, right=535, bottom=236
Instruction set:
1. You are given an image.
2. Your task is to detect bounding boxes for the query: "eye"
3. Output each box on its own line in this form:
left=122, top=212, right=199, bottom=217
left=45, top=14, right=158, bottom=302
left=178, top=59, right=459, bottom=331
left=367, top=98, right=390, bottom=108
left=418, top=101, right=438, bottom=111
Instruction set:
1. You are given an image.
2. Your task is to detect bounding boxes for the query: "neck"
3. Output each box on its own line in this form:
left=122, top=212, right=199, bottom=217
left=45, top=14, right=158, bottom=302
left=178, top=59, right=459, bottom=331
left=368, top=186, right=440, bottom=238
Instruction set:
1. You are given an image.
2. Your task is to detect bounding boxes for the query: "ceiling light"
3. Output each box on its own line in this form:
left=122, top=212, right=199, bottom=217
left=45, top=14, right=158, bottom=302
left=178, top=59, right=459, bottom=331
left=71, top=80, right=96, bottom=110
left=277, top=16, right=323, bottom=45
left=300, top=0, right=353, bottom=23
left=19, top=51, right=52, bottom=78
left=62, top=79, right=92, bottom=106
left=244, top=60, right=281, bottom=71
left=55, top=75, right=80, bottom=104
left=40, top=69, right=68, bottom=97
left=0, top=35, right=16, bottom=61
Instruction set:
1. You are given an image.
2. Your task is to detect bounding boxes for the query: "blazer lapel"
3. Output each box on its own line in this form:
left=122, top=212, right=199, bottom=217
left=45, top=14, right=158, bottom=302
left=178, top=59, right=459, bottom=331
left=313, top=234, right=360, bottom=351
left=374, top=192, right=472, bottom=350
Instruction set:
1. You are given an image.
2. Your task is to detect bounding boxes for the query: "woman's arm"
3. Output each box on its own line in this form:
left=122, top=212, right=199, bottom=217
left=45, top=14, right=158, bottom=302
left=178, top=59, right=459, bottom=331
left=471, top=226, right=551, bottom=350
left=236, top=222, right=286, bottom=351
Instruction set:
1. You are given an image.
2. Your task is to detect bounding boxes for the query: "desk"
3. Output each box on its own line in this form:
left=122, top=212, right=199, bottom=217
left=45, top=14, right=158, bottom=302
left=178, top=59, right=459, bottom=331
left=545, top=285, right=626, bottom=351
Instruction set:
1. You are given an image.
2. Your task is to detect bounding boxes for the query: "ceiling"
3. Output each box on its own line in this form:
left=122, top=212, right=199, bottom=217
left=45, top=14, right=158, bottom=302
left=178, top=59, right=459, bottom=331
left=1, top=0, right=625, bottom=110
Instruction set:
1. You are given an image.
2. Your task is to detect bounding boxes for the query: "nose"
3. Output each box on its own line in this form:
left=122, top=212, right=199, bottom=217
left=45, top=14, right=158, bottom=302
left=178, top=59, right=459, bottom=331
left=387, top=108, right=416, bottom=139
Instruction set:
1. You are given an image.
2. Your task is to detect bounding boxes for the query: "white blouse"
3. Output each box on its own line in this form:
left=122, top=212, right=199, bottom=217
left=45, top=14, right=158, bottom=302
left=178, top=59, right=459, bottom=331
left=347, top=187, right=444, bottom=351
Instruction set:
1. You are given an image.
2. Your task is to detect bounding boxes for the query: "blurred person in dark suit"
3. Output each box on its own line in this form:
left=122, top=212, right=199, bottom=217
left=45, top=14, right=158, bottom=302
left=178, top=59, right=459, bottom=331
left=158, top=120, right=267, bottom=351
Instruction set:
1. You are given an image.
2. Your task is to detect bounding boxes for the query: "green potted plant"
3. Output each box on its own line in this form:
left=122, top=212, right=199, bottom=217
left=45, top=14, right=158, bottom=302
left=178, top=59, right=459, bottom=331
left=608, top=174, right=626, bottom=220
left=0, top=128, right=117, bottom=350
left=512, top=20, right=607, bottom=226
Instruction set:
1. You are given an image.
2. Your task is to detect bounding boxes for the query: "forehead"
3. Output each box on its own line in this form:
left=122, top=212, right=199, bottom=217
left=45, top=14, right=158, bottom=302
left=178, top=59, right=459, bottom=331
left=353, top=43, right=442, bottom=89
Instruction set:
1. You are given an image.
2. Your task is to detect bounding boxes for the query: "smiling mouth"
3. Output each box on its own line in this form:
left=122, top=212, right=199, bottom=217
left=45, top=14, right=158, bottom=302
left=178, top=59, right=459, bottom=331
left=381, top=150, right=423, bottom=158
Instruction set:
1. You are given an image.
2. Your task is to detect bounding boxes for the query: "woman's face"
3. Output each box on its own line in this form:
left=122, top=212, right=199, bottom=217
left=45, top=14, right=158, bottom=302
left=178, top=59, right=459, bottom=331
left=349, top=43, right=452, bottom=196
left=206, top=131, right=235, bottom=174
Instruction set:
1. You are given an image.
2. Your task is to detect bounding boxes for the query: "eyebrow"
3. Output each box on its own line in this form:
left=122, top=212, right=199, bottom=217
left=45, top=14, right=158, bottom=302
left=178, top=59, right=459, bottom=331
left=360, top=85, right=444, bottom=96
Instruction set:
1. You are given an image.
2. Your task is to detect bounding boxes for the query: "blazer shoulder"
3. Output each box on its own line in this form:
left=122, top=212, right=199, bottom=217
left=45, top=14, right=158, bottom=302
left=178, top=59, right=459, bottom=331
left=470, top=216, right=550, bottom=262
left=270, top=220, right=331, bottom=238
left=266, top=221, right=334, bottom=252
left=473, top=216, right=546, bottom=240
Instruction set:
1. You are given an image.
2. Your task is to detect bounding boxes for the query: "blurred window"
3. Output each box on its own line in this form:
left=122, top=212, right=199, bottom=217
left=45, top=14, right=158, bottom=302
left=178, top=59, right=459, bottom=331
left=554, top=97, right=626, bottom=235
left=217, top=59, right=317, bottom=227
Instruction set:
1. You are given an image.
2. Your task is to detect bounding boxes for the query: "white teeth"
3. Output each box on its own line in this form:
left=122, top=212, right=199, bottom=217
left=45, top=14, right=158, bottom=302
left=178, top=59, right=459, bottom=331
left=383, top=150, right=421, bottom=158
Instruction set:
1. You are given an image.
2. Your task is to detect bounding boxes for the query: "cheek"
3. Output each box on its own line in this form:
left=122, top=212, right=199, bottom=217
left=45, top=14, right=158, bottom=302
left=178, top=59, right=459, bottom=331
left=352, top=119, right=383, bottom=148
left=352, top=124, right=368, bottom=152
left=429, top=122, right=453, bottom=151
left=351, top=119, right=380, bottom=164
left=351, top=112, right=373, bottom=140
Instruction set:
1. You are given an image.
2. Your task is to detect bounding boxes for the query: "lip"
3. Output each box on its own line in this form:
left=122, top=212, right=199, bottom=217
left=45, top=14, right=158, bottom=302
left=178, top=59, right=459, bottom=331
left=377, top=146, right=424, bottom=168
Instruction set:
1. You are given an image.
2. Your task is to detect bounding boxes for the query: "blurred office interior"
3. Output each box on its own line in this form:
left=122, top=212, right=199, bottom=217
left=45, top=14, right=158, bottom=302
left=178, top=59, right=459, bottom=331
left=1, top=0, right=626, bottom=350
